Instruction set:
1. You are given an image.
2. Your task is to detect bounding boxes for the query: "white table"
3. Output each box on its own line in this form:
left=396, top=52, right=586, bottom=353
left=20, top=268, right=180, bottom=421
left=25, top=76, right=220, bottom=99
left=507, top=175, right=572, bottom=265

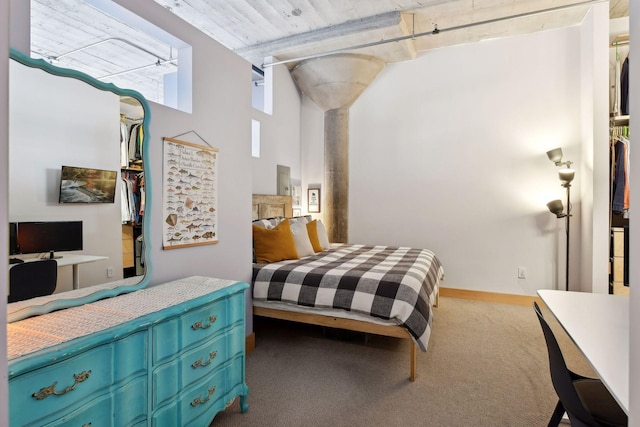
left=537, top=289, right=629, bottom=414
left=16, top=254, right=108, bottom=289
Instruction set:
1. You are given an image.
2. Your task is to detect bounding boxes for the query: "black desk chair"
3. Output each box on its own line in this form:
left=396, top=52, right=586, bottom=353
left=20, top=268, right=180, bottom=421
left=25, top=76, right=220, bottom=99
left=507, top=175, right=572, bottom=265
left=8, top=259, right=58, bottom=303
left=533, top=302, right=627, bottom=427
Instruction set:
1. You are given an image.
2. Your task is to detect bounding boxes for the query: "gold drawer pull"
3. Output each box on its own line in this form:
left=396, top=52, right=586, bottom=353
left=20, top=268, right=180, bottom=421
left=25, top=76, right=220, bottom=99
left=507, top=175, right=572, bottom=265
left=192, top=351, right=218, bottom=368
left=32, top=370, right=92, bottom=400
left=190, top=386, right=216, bottom=407
left=82, top=424, right=92, bottom=427
left=191, top=315, right=217, bottom=330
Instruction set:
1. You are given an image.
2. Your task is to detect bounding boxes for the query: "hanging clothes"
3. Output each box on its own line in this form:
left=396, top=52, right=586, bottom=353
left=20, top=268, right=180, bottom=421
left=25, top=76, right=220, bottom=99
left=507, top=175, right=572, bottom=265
left=612, top=137, right=630, bottom=216
left=121, top=177, right=132, bottom=223
left=127, top=123, right=144, bottom=164
left=613, top=52, right=622, bottom=116
left=121, top=171, right=145, bottom=224
left=138, top=173, right=145, bottom=218
left=621, top=56, right=629, bottom=116
left=120, top=116, right=129, bottom=168
left=623, top=136, right=630, bottom=213
left=121, top=116, right=143, bottom=169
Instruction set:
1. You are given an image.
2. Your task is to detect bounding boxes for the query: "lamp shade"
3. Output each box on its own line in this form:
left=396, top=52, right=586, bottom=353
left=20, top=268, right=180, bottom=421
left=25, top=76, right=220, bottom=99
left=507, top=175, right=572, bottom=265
left=547, top=199, right=564, bottom=216
left=559, top=168, right=575, bottom=184
left=546, top=148, right=563, bottom=164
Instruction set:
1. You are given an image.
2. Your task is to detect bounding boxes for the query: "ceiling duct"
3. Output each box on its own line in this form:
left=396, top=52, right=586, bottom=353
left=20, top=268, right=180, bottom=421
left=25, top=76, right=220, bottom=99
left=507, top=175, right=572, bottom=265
left=264, top=0, right=606, bottom=68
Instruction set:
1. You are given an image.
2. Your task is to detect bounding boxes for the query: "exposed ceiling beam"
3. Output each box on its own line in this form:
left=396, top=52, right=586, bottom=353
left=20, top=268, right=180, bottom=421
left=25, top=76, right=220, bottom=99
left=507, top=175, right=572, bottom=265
left=237, top=11, right=403, bottom=65
left=263, top=0, right=606, bottom=68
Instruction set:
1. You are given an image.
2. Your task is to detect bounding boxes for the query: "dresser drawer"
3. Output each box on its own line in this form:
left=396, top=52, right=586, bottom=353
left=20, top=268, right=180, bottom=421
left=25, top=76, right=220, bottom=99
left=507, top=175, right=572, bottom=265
left=10, top=345, right=113, bottom=427
left=152, top=325, right=244, bottom=407
left=42, top=393, right=112, bottom=427
left=612, top=227, right=625, bottom=256
left=113, top=375, right=148, bottom=426
left=41, top=376, right=147, bottom=427
left=152, top=295, right=244, bottom=364
left=152, top=367, right=227, bottom=427
left=613, top=257, right=624, bottom=282
left=184, top=357, right=245, bottom=427
left=160, top=357, right=248, bottom=427
left=113, top=331, right=148, bottom=384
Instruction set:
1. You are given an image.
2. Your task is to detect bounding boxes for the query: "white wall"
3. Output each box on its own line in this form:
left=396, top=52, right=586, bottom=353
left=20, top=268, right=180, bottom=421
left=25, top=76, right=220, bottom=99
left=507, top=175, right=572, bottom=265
left=347, top=26, right=591, bottom=295
left=300, top=95, right=325, bottom=219
left=251, top=63, right=302, bottom=195
left=9, top=60, right=123, bottom=292
left=578, top=3, right=610, bottom=294
left=108, top=0, right=254, bottom=329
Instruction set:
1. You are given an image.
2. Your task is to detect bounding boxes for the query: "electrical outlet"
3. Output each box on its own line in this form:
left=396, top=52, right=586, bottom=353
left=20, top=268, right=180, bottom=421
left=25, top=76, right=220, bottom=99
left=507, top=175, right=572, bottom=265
left=107, top=267, right=113, bottom=278
left=517, top=267, right=526, bottom=279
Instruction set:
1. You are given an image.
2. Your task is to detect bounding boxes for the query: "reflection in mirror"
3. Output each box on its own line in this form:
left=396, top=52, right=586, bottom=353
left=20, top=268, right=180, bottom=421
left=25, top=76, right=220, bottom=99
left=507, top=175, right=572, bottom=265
left=7, top=49, right=152, bottom=322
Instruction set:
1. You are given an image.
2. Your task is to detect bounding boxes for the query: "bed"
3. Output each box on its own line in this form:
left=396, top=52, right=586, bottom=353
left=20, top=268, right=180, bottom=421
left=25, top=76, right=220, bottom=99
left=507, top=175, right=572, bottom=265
left=251, top=194, right=444, bottom=381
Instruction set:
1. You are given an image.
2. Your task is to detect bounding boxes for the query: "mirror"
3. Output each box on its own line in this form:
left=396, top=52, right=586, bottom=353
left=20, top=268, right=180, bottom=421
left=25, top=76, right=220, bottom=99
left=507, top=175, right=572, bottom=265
left=277, top=164, right=291, bottom=196
left=7, top=49, right=152, bottom=322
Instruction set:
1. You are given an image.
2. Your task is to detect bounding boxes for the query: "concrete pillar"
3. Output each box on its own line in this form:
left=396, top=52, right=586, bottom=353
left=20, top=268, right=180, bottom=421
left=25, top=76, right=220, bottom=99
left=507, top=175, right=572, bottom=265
left=291, top=54, right=383, bottom=242
left=324, top=108, right=349, bottom=242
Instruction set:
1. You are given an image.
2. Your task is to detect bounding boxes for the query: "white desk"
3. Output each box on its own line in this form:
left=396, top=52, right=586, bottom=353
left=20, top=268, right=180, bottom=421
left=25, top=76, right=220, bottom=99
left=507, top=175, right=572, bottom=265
left=16, top=254, right=108, bottom=289
left=537, top=289, right=629, bottom=414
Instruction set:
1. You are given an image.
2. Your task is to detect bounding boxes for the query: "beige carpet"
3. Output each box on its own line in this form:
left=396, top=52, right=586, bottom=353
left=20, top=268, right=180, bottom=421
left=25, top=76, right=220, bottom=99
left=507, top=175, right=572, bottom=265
left=212, top=297, right=594, bottom=426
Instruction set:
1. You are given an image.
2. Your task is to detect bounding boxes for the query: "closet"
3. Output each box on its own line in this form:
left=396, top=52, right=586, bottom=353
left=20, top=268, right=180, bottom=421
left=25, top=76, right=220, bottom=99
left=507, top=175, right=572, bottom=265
left=120, top=97, right=145, bottom=278
left=609, top=34, right=629, bottom=296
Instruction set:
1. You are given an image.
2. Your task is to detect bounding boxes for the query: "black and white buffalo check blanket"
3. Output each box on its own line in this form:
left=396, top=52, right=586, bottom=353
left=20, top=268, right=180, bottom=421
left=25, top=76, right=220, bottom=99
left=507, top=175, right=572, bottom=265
left=252, top=244, right=444, bottom=352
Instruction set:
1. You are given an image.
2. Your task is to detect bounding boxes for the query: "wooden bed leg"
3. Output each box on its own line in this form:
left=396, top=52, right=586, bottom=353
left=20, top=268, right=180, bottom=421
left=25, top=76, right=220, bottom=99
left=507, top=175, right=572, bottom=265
left=410, top=340, right=417, bottom=382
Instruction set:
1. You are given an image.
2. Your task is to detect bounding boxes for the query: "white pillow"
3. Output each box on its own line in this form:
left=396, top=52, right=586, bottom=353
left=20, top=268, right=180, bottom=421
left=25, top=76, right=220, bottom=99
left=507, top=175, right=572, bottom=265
left=288, top=215, right=312, bottom=225
left=290, top=219, right=315, bottom=257
left=316, top=220, right=331, bottom=250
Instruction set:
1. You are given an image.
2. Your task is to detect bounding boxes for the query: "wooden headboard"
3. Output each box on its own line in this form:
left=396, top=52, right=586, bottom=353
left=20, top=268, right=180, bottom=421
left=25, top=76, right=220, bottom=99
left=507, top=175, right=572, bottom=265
left=252, top=194, right=293, bottom=220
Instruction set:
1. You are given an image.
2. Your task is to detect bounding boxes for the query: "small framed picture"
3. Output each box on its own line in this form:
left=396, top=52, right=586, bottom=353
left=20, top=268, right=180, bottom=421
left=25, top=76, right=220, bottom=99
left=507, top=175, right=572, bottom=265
left=308, top=188, right=320, bottom=213
left=293, top=208, right=302, bottom=217
left=292, top=185, right=302, bottom=206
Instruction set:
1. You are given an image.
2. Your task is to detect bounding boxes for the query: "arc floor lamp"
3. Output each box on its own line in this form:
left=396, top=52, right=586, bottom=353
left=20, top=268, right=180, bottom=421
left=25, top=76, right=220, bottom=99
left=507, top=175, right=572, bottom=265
left=546, top=147, right=575, bottom=291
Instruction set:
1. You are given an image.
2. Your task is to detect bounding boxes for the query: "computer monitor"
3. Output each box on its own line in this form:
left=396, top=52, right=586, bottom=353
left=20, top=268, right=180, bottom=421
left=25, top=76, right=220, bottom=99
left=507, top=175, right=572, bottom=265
left=9, top=222, right=18, bottom=255
left=15, top=221, right=83, bottom=259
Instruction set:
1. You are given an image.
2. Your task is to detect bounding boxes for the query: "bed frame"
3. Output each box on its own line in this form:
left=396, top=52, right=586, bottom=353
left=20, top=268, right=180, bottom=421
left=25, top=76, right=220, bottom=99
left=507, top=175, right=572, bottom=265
left=252, top=194, right=293, bottom=220
left=253, top=305, right=418, bottom=381
left=251, top=194, right=421, bottom=381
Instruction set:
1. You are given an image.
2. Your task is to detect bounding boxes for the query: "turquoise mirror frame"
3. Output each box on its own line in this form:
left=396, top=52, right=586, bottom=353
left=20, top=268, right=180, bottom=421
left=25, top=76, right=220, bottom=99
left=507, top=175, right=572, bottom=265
left=7, top=48, right=153, bottom=322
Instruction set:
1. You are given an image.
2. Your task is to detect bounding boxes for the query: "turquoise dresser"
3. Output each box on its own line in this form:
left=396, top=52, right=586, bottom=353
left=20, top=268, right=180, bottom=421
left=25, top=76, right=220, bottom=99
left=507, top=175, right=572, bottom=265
left=7, top=276, right=249, bottom=426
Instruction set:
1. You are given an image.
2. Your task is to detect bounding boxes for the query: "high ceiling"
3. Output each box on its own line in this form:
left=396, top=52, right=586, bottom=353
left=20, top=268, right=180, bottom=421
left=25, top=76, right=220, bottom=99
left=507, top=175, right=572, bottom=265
left=154, top=0, right=629, bottom=67
left=29, top=0, right=629, bottom=102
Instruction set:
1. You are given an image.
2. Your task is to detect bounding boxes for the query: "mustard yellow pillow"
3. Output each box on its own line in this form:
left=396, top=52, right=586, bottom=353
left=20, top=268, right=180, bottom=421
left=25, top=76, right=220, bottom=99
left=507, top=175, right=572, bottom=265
left=306, top=220, right=323, bottom=253
left=253, top=219, right=299, bottom=263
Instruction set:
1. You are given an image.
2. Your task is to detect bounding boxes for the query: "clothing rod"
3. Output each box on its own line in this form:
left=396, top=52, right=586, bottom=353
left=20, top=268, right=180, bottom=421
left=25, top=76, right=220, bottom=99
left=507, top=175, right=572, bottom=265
left=612, top=41, right=629, bottom=47
left=611, top=34, right=629, bottom=47
left=263, top=0, right=606, bottom=68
